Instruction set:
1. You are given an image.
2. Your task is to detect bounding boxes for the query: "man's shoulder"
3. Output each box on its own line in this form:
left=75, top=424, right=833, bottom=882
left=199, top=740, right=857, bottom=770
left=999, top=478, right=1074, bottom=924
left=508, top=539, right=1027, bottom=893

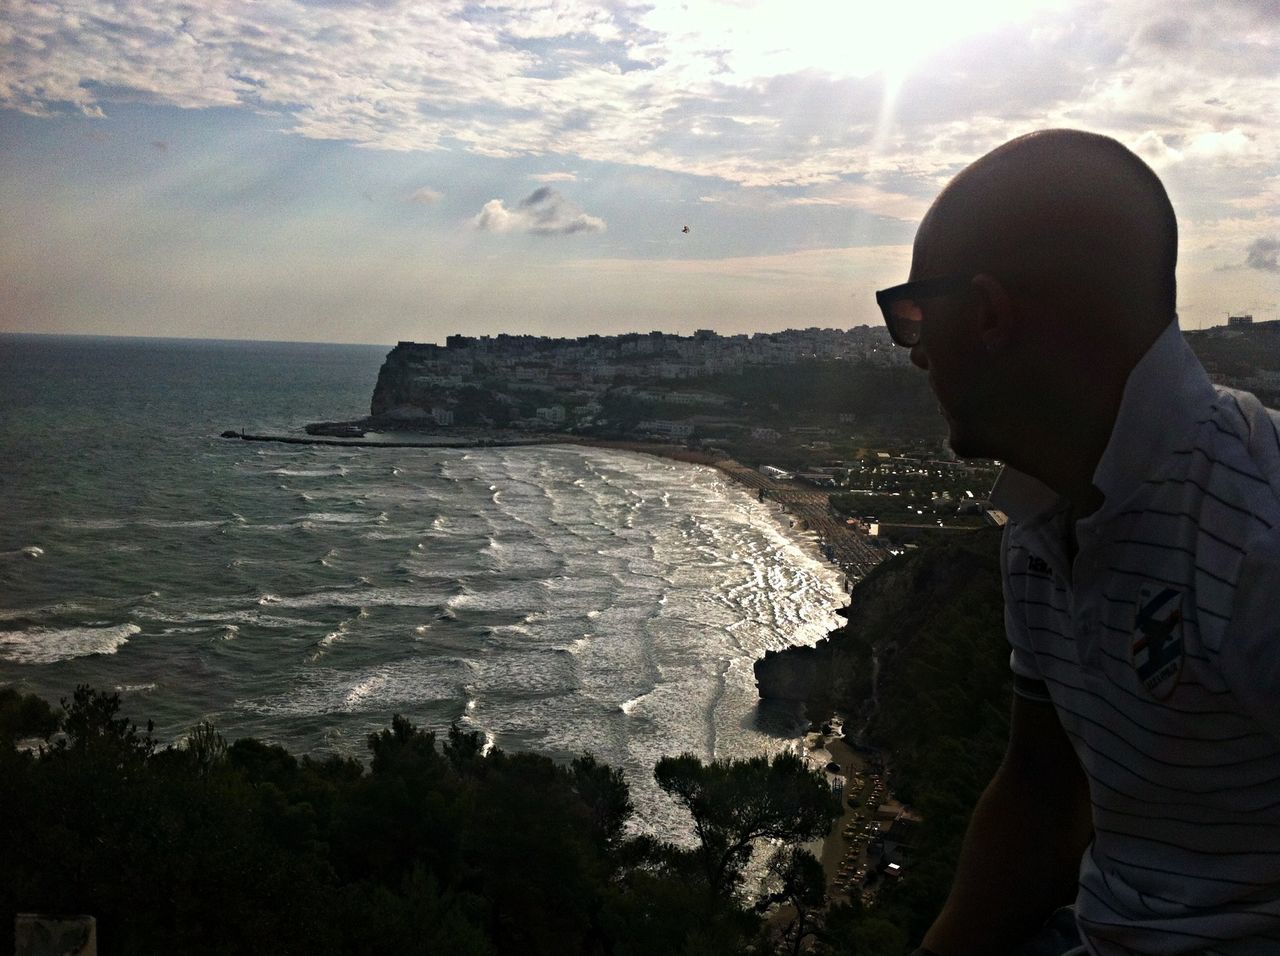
left=1196, top=386, right=1280, bottom=522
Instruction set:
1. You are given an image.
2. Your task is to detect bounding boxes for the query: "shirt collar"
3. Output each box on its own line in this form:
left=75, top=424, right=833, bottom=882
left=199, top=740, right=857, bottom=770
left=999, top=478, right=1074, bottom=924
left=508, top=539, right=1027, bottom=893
left=991, top=321, right=1216, bottom=525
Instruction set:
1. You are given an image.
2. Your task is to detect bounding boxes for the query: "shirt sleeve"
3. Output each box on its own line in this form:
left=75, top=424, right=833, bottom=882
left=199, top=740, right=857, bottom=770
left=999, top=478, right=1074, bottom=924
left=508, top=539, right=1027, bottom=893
left=1216, top=529, right=1280, bottom=743
left=1002, top=524, right=1052, bottom=703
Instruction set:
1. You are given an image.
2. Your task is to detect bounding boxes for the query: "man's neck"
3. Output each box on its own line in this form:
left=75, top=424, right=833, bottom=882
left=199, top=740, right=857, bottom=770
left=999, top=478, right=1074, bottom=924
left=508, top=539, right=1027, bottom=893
left=1001, top=420, right=1111, bottom=520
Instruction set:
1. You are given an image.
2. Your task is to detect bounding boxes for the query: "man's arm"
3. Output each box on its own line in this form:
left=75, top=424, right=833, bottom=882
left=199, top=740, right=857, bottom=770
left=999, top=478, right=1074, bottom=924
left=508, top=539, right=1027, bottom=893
left=920, top=691, right=1093, bottom=956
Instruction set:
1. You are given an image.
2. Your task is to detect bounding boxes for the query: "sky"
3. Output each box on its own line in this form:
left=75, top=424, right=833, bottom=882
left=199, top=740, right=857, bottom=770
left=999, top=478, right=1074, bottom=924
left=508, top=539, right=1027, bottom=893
left=1, top=0, right=1277, bottom=345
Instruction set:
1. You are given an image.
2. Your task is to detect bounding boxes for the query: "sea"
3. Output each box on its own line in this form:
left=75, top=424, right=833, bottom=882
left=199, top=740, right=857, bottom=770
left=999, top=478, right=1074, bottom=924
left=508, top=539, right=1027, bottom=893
left=0, top=334, right=846, bottom=841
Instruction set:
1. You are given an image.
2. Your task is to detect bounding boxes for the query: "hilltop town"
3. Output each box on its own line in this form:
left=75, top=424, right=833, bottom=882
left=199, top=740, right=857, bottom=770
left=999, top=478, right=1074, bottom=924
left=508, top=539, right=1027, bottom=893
left=366, top=325, right=911, bottom=435
left=353, top=318, right=1280, bottom=443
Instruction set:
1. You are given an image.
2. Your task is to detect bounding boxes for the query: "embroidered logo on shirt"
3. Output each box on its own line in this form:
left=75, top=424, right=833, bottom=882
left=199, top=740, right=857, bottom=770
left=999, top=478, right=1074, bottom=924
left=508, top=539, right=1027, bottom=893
left=1131, top=583, right=1184, bottom=699
left=1027, top=554, right=1052, bottom=576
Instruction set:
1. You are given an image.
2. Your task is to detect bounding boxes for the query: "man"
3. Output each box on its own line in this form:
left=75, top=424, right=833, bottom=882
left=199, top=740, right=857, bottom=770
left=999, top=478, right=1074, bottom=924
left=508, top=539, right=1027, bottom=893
left=876, top=129, right=1280, bottom=955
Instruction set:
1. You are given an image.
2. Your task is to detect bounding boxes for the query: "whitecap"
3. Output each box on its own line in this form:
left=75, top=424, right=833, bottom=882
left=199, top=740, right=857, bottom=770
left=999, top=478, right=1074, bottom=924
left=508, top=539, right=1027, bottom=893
left=342, top=673, right=385, bottom=708
left=138, top=518, right=222, bottom=530
left=0, top=546, right=44, bottom=560
left=362, top=529, right=418, bottom=541
left=136, top=607, right=319, bottom=630
left=555, top=635, right=592, bottom=656
left=269, top=466, right=347, bottom=477
left=243, top=658, right=471, bottom=718
left=0, top=623, right=140, bottom=665
left=300, top=512, right=370, bottom=524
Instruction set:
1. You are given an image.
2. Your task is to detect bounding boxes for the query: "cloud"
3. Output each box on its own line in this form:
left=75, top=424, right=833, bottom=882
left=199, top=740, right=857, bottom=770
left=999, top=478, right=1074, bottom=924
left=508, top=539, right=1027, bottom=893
left=530, top=172, right=578, bottom=183
left=1246, top=237, right=1280, bottom=272
left=474, top=187, right=605, bottom=235
left=408, top=186, right=442, bottom=204
left=0, top=0, right=1276, bottom=212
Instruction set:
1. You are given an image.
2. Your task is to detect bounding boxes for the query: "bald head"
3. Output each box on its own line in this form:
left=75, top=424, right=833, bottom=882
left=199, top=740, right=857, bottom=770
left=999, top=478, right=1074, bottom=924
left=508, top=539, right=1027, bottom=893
left=914, top=129, right=1177, bottom=347
left=900, top=131, right=1182, bottom=499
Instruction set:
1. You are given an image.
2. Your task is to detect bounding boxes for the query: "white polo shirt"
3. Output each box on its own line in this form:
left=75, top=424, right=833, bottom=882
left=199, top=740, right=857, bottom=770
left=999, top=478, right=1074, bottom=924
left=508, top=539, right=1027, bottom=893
left=993, top=321, right=1280, bottom=955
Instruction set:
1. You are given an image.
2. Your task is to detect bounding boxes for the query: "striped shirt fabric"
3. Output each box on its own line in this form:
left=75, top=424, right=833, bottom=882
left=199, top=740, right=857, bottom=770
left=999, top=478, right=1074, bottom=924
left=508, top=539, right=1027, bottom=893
left=993, top=322, right=1280, bottom=956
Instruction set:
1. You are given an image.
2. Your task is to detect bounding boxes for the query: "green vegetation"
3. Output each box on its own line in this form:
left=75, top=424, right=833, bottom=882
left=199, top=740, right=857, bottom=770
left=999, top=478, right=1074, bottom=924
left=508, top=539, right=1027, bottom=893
left=867, top=589, right=1010, bottom=944
left=655, top=750, right=840, bottom=900
left=2, top=686, right=841, bottom=955
left=0, top=686, right=58, bottom=745
left=828, top=531, right=1012, bottom=945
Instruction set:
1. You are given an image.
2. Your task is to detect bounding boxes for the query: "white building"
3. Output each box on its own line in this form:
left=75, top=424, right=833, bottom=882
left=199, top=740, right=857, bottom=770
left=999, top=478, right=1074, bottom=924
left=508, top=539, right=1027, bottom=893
left=637, top=419, right=693, bottom=439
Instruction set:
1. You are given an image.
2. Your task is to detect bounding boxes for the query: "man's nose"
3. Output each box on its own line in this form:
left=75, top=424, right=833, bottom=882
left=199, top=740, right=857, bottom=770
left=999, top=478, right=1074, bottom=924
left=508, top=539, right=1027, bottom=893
left=909, top=343, right=929, bottom=371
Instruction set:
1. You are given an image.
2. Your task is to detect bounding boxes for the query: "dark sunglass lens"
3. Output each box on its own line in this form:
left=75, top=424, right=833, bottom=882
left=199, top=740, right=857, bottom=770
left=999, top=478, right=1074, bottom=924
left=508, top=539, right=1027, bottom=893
left=888, top=299, right=922, bottom=346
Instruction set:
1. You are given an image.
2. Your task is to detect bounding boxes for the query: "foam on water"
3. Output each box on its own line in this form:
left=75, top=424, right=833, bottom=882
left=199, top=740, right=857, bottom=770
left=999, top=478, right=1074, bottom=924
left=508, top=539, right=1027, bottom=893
left=0, top=623, right=141, bottom=665
left=619, top=693, right=648, bottom=715
left=0, top=545, right=44, bottom=560
left=136, top=605, right=323, bottom=630
left=138, top=518, right=223, bottom=530
left=244, top=657, right=474, bottom=718
left=269, top=466, right=348, bottom=477
left=300, top=512, right=376, bottom=525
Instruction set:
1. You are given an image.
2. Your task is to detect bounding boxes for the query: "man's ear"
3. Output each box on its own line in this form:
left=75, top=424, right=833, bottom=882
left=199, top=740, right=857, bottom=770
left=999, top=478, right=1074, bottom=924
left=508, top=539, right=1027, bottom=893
left=970, top=273, right=1017, bottom=351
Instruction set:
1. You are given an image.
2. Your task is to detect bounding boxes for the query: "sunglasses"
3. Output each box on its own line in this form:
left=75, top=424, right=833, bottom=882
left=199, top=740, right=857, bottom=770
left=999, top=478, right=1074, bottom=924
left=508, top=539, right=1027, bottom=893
left=874, top=276, right=974, bottom=347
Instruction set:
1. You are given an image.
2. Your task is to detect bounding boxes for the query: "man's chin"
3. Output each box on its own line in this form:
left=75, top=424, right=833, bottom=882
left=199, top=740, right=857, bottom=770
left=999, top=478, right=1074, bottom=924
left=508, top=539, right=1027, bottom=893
left=947, top=427, right=991, bottom=461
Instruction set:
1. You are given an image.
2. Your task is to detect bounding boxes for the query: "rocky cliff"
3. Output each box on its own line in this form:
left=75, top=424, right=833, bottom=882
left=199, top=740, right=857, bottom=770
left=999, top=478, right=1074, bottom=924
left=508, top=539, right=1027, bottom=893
left=755, top=528, right=1004, bottom=727
left=370, top=342, right=437, bottom=419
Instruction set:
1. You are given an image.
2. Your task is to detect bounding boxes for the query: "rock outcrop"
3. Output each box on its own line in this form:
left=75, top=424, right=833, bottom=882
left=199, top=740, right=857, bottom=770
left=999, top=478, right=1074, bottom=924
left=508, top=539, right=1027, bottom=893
left=370, top=342, right=438, bottom=418
left=755, top=529, right=1003, bottom=725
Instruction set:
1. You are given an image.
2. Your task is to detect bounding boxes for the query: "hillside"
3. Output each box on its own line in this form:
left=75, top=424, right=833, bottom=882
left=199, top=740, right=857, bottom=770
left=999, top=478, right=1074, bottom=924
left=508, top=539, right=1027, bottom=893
left=756, top=528, right=1012, bottom=943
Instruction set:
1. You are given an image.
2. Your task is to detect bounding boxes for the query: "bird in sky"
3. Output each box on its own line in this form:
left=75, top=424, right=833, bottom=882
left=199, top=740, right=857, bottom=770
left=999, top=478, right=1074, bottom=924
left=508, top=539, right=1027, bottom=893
left=681, top=225, right=690, bottom=234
